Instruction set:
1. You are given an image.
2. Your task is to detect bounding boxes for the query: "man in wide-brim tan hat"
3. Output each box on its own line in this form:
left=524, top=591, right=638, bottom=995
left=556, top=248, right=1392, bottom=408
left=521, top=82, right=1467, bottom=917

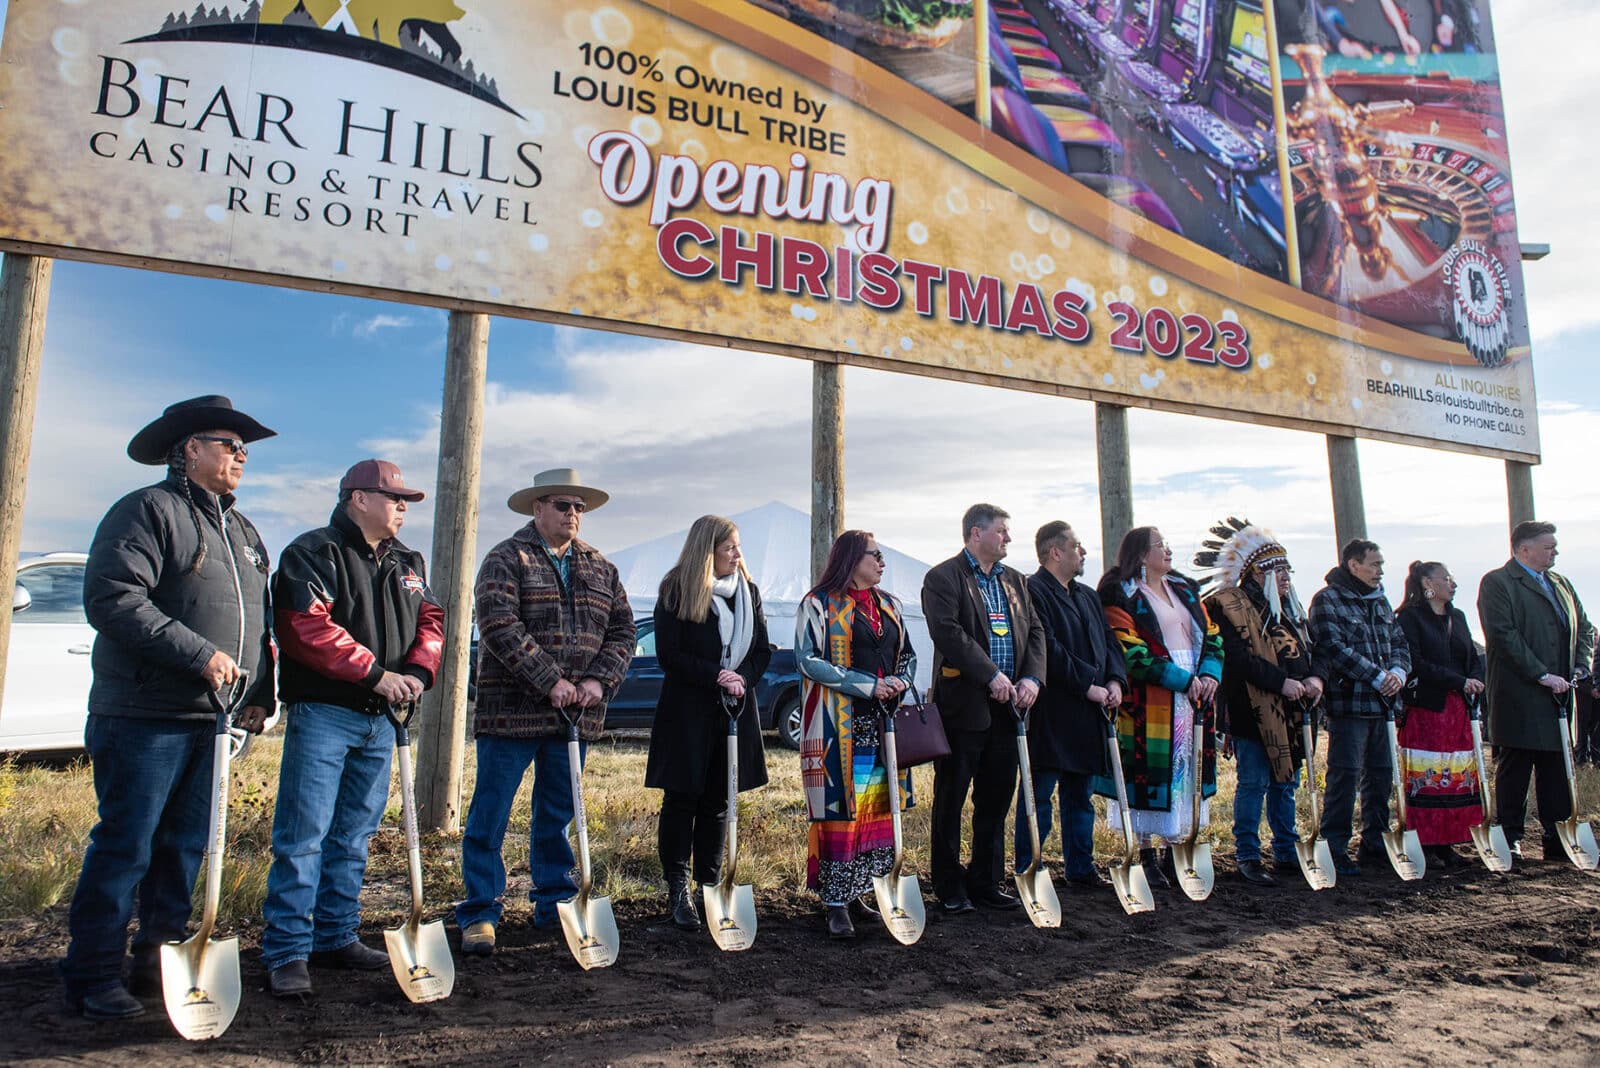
left=456, top=469, right=635, bottom=955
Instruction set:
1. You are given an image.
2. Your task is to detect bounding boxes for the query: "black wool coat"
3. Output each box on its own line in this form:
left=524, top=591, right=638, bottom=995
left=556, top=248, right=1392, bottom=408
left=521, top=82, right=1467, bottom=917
left=644, top=583, right=772, bottom=796
left=1396, top=602, right=1483, bottom=713
left=1025, top=569, right=1127, bottom=776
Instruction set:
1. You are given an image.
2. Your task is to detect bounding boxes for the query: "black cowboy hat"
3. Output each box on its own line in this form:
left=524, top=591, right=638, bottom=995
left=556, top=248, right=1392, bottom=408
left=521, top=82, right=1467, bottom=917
left=127, top=395, right=277, bottom=465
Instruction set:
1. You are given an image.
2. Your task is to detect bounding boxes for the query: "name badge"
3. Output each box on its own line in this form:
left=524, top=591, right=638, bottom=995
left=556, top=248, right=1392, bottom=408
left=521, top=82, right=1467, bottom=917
left=989, top=610, right=1010, bottom=638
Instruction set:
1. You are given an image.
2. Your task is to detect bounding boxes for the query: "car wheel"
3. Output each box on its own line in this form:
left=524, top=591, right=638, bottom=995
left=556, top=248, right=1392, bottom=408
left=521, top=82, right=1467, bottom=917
left=775, top=693, right=802, bottom=750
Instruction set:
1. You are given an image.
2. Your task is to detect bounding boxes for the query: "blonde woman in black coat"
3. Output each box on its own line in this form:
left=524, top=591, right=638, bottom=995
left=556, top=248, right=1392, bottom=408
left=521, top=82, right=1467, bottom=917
left=645, top=515, right=771, bottom=929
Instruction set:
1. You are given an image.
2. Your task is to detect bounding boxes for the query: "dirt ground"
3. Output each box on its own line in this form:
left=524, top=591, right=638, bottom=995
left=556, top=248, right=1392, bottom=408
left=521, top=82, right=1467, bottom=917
left=3, top=845, right=1598, bottom=1067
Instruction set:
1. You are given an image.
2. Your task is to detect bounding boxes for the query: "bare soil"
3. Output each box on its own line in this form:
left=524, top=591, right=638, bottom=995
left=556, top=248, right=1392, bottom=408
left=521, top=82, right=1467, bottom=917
left=3, top=846, right=1599, bottom=1067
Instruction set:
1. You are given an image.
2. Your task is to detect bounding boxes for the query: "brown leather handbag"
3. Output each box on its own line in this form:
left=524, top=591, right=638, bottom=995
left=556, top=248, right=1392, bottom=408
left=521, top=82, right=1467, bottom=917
left=887, top=682, right=951, bottom=767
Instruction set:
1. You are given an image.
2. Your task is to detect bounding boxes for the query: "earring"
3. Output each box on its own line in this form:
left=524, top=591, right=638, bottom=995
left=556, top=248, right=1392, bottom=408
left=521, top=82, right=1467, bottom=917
left=1139, top=564, right=1148, bottom=585
left=1424, top=589, right=1433, bottom=599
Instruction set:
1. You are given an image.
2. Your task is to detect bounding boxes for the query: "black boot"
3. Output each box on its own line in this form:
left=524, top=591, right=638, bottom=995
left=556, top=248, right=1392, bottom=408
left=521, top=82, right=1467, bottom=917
left=668, top=875, right=700, bottom=930
left=826, top=905, right=856, bottom=940
left=1238, top=859, right=1277, bottom=886
left=1140, top=848, right=1172, bottom=890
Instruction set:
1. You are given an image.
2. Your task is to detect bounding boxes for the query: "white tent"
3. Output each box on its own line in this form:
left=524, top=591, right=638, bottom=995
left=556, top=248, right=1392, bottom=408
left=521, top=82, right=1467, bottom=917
left=609, top=501, right=935, bottom=690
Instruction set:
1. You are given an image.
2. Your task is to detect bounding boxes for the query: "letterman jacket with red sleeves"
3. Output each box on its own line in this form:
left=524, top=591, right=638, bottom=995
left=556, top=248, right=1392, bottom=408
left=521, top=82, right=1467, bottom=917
left=274, top=506, right=445, bottom=713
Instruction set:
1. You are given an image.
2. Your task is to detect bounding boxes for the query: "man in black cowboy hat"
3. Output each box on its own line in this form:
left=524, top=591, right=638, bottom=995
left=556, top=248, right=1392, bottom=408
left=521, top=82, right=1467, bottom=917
left=62, top=396, right=277, bottom=1020
left=456, top=468, right=634, bottom=956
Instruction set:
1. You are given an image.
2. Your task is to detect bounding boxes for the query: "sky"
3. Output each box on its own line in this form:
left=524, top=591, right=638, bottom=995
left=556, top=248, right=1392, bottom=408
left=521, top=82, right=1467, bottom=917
left=4, top=0, right=1599, bottom=640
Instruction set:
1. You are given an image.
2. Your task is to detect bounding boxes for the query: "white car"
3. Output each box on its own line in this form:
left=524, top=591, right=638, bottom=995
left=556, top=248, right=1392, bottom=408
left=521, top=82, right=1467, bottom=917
left=3, top=552, right=94, bottom=752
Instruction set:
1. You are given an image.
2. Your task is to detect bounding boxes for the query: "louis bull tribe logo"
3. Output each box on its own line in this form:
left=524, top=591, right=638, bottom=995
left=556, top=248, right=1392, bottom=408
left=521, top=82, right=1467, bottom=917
left=133, top=1, right=520, bottom=116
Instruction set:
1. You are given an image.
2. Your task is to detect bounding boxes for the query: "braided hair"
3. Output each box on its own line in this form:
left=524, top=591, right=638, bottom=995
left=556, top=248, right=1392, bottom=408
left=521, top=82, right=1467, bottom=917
left=167, top=438, right=209, bottom=575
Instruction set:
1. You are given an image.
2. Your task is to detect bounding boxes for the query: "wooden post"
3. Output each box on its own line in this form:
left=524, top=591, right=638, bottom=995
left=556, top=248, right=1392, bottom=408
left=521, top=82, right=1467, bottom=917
left=1505, top=460, right=1535, bottom=532
left=0, top=254, right=53, bottom=729
left=1095, top=403, right=1133, bottom=575
left=416, top=311, right=488, bottom=834
left=810, top=361, right=844, bottom=583
left=1326, top=435, right=1367, bottom=552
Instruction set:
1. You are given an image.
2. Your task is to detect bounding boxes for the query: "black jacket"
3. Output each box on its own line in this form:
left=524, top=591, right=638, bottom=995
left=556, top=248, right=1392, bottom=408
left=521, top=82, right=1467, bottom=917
left=922, top=553, right=1048, bottom=732
left=274, top=508, right=445, bottom=714
left=645, top=584, right=772, bottom=795
left=1210, top=582, right=1319, bottom=745
left=1025, top=569, right=1126, bottom=776
left=84, top=473, right=275, bottom=720
left=1396, top=602, right=1483, bottom=712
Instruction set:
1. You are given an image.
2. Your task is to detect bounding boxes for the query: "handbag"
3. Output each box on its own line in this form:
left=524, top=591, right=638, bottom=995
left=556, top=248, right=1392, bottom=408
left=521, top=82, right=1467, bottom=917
left=887, top=682, right=951, bottom=768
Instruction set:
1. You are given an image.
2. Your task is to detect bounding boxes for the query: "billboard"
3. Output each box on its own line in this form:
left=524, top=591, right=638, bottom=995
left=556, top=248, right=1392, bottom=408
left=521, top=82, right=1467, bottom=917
left=0, top=0, right=1538, bottom=459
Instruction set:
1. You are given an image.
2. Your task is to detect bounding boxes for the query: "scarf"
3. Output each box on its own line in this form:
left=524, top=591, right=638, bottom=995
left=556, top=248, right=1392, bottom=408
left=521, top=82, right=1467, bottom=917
left=847, top=587, right=883, bottom=636
left=709, top=571, right=755, bottom=670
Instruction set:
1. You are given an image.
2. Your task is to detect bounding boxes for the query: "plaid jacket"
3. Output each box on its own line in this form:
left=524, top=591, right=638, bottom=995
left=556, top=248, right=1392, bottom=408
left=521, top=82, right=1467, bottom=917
left=1307, top=566, right=1411, bottom=719
left=472, top=525, right=635, bottom=741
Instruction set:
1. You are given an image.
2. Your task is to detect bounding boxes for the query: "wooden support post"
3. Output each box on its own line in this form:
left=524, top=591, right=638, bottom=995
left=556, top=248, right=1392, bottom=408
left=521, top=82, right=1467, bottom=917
left=0, top=254, right=53, bottom=729
left=1326, top=435, right=1367, bottom=552
left=1505, top=460, right=1535, bottom=532
left=810, top=361, right=844, bottom=584
left=1095, top=403, right=1133, bottom=575
left=416, top=310, right=488, bottom=834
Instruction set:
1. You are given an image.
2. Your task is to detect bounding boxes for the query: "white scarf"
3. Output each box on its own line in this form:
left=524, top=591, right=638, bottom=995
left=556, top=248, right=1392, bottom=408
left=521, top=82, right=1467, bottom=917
left=710, top=571, right=755, bottom=670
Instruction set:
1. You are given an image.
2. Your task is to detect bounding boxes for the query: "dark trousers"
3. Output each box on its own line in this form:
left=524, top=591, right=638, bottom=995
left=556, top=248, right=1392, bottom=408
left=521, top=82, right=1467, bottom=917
left=657, top=790, right=728, bottom=886
left=61, top=716, right=213, bottom=1000
left=1014, top=769, right=1096, bottom=878
left=1576, top=692, right=1600, bottom=766
left=1319, top=716, right=1393, bottom=857
left=931, top=709, right=1019, bottom=899
left=1495, top=746, right=1571, bottom=844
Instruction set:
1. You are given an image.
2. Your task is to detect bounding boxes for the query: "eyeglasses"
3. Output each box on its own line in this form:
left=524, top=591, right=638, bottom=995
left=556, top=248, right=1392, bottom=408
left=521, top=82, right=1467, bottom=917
left=368, top=490, right=409, bottom=504
left=195, top=435, right=248, bottom=458
left=866, top=549, right=885, bottom=563
left=544, top=498, right=587, bottom=514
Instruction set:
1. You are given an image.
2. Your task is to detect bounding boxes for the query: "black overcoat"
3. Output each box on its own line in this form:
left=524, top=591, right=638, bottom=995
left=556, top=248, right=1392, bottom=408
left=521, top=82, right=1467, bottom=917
left=644, top=583, right=772, bottom=795
left=1025, top=569, right=1127, bottom=776
left=1396, top=602, right=1483, bottom=713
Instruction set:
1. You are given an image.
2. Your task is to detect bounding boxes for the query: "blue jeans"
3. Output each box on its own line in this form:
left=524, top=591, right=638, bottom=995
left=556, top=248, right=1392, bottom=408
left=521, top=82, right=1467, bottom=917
left=1319, top=716, right=1393, bottom=856
left=1014, top=769, right=1097, bottom=878
left=61, top=715, right=214, bottom=1000
left=260, top=703, right=395, bottom=970
left=457, top=734, right=588, bottom=930
left=1231, top=737, right=1301, bottom=863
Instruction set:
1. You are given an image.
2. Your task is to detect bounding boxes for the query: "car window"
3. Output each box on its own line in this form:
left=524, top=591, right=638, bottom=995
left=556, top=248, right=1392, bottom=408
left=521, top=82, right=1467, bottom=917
left=16, top=563, right=87, bottom=624
left=634, top=624, right=656, bottom=658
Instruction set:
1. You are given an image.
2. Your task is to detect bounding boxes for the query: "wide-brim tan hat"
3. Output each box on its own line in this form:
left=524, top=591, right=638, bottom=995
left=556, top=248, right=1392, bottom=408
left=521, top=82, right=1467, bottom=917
left=508, top=468, right=610, bottom=515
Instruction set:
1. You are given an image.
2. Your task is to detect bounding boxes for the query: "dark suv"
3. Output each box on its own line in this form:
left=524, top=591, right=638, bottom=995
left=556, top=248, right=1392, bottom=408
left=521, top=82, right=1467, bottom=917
left=470, top=617, right=806, bottom=748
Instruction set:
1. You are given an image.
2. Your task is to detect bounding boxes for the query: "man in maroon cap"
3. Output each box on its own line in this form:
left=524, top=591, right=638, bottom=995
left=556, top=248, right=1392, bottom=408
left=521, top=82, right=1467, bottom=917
left=260, top=459, right=445, bottom=997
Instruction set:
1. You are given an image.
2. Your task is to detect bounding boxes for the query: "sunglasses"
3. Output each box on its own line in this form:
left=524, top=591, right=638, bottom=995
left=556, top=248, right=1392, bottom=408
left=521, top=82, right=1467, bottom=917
left=544, top=498, right=587, bottom=514
left=195, top=435, right=248, bottom=458
left=366, top=490, right=409, bottom=504
left=866, top=549, right=885, bottom=563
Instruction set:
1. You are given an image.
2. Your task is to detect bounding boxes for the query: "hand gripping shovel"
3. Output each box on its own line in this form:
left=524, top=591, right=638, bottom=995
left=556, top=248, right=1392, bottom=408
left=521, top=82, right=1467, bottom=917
left=557, top=708, right=619, bottom=969
left=704, top=691, right=757, bottom=951
left=383, top=703, right=455, bottom=1002
left=1551, top=680, right=1600, bottom=873
left=1103, top=710, right=1155, bottom=914
left=1170, top=702, right=1214, bottom=902
left=1382, top=698, right=1427, bottom=881
left=1011, top=703, right=1062, bottom=928
left=160, top=672, right=249, bottom=1040
left=1464, top=693, right=1512, bottom=873
left=1293, top=702, right=1337, bottom=890
left=872, top=697, right=926, bottom=945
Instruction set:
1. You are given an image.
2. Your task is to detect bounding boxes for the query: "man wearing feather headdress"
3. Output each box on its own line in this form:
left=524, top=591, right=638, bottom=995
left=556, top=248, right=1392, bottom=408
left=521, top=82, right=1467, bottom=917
left=1195, top=520, right=1324, bottom=886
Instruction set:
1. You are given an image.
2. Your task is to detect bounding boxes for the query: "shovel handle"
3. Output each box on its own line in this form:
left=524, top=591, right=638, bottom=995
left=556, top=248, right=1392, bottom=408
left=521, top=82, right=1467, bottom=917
left=384, top=701, right=419, bottom=746
left=206, top=669, right=251, bottom=734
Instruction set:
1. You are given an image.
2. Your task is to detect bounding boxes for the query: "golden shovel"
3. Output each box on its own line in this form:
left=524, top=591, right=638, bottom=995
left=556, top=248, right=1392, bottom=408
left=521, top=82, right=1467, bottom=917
left=1103, top=711, right=1155, bottom=915
left=383, top=704, right=454, bottom=1002
left=872, top=698, right=926, bottom=945
left=160, top=674, right=248, bottom=1041
left=704, top=692, right=757, bottom=951
left=1011, top=703, right=1062, bottom=928
left=1170, top=704, right=1213, bottom=902
left=1464, top=693, right=1511, bottom=873
left=557, top=708, right=619, bottom=969
left=1294, top=702, right=1337, bottom=890
left=1382, top=699, right=1427, bottom=881
left=1552, top=681, right=1600, bottom=874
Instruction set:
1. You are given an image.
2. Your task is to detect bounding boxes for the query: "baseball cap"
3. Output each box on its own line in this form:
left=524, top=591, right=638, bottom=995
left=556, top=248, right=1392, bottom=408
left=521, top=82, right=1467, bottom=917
left=340, top=459, right=425, bottom=502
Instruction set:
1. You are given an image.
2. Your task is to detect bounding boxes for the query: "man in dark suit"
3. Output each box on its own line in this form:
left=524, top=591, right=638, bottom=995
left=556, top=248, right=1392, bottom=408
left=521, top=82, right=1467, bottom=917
left=1018, top=521, right=1125, bottom=889
left=1478, top=520, right=1597, bottom=862
left=922, top=503, right=1047, bottom=912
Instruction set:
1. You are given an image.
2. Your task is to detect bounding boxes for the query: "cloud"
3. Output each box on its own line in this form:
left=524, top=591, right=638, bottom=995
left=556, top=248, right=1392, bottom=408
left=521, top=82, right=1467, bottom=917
left=350, top=313, right=416, bottom=339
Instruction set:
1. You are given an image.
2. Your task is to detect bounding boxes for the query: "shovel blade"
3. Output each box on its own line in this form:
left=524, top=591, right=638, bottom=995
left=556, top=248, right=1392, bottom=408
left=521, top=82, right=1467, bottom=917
left=871, top=873, right=926, bottom=945
left=1556, top=819, right=1600, bottom=873
left=703, top=883, right=758, bottom=952
left=160, top=936, right=240, bottom=1041
left=1384, top=829, right=1427, bottom=881
left=1295, top=838, right=1338, bottom=890
left=1013, top=867, right=1063, bottom=928
left=1109, top=859, right=1156, bottom=915
left=384, top=919, right=455, bottom=1003
left=1468, top=822, right=1513, bottom=873
left=558, top=894, right=620, bottom=970
left=1172, top=842, right=1214, bottom=902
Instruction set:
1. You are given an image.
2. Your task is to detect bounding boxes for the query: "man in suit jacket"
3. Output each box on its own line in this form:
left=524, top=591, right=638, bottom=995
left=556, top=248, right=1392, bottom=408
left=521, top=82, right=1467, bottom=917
left=922, top=503, right=1047, bottom=912
left=1478, top=520, right=1597, bottom=862
left=1019, top=521, right=1125, bottom=888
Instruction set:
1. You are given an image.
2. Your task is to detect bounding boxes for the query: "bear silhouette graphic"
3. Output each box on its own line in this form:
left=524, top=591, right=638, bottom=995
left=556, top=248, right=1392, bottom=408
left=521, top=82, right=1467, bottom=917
left=260, top=0, right=467, bottom=50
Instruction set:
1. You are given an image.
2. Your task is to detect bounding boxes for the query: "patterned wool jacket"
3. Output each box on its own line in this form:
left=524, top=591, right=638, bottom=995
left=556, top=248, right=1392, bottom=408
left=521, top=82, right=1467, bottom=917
left=472, top=525, right=636, bottom=741
left=1307, top=565, right=1411, bottom=720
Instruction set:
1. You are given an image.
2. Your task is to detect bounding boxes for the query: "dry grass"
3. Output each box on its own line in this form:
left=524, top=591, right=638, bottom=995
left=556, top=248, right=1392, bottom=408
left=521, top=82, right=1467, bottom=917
left=5, top=736, right=1600, bottom=926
